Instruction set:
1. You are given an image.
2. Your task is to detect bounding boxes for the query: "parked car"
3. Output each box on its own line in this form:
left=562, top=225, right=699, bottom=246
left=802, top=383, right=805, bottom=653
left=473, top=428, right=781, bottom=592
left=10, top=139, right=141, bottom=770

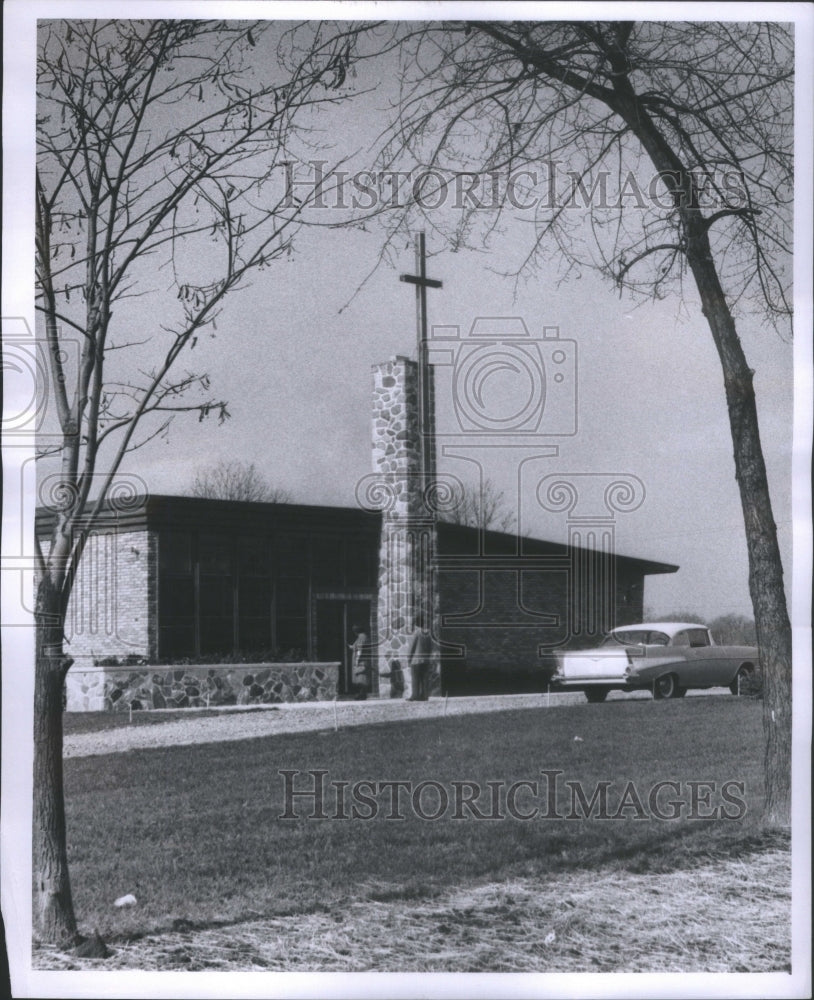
left=550, top=622, right=758, bottom=702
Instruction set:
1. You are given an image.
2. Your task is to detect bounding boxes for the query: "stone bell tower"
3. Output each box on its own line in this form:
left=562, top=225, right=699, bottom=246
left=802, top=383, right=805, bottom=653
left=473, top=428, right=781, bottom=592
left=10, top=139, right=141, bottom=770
left=360, top=233, right=442, bottom=698
left=369, top=356, right=439, bottom=698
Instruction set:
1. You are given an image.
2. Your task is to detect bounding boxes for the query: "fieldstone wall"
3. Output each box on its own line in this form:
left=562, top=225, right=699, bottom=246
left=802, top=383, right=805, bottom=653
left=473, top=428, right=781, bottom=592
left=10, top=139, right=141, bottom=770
left=370, top=357, right=439, bottom=698
left=65, top=662, right=340, bottom=712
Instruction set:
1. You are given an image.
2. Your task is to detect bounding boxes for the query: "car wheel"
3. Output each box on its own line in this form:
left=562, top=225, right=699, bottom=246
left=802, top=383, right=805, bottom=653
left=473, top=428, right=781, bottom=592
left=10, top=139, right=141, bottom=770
left=729, top=666, right=751, bottom=696
left=585, top=687, right=609, bottom=704
left=653, top=674, right=681, bottom=700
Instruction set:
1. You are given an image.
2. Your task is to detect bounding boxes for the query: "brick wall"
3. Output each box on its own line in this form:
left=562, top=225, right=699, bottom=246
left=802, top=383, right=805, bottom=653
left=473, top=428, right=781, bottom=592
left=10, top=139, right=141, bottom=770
left=64, top=527, right=157, bottom=665
left=437, top=548, right=648, bottom=694
left=437, top=563, right=566, bottom=689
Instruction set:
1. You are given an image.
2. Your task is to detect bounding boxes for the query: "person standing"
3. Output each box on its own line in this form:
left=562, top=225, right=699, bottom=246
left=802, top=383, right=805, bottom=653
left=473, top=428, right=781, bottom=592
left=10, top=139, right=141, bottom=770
left=407, top=616, right=434, bottom=701
left=349, top=624, right=371, bottom=700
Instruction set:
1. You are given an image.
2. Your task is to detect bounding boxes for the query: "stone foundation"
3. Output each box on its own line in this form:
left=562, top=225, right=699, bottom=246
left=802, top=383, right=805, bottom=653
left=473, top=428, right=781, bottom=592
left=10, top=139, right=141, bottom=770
left=65, top=662, right=340, bottom=712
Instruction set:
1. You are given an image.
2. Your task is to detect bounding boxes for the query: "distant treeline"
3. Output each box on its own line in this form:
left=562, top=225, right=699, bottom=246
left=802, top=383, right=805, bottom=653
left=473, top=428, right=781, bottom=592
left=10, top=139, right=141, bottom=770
left=644, top=610, right=757, bottom=647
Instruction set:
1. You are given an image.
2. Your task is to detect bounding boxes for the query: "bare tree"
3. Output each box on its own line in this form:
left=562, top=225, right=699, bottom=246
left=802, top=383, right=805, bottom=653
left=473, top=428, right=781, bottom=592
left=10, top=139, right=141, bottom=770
left=34, top=18, right=358, bottom=946
left=189, top=459, right=292, bottom=503
left=439, top=477, right=516, bottom=533
left=365, top=20, right=793, bottom=826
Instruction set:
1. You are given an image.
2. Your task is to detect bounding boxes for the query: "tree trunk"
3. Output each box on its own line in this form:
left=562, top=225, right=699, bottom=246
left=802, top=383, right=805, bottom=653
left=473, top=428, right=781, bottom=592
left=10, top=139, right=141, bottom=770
left=33, top=576, right=79, bottom=946
left=685, top=231, right=792, bottom=827
left=606, top=81, right=793, bottom=828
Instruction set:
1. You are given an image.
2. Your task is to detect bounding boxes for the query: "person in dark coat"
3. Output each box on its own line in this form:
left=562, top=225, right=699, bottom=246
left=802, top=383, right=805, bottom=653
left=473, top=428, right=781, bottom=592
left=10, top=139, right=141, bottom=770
left=407, top=616, right=434, bottom=701
left=349, top=624, right=371, bottom=700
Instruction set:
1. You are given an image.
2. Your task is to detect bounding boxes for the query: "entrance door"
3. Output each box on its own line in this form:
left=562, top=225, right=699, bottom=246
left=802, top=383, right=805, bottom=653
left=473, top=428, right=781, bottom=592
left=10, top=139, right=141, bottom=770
left=316, top=599, right=373, bottom=696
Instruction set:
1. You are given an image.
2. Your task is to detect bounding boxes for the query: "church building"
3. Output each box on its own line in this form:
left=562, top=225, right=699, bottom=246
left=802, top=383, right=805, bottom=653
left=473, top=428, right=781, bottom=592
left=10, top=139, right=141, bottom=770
left=41, top=348, right=676, bottom=710
left=42, top=240, right=678, bottom=709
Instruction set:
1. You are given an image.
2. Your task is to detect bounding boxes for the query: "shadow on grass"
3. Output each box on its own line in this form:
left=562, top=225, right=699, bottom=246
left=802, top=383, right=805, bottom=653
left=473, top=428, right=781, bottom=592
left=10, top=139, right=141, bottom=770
left=541, top=818, right=790, bottom=875
left=108, top=822, right=789, bottom=944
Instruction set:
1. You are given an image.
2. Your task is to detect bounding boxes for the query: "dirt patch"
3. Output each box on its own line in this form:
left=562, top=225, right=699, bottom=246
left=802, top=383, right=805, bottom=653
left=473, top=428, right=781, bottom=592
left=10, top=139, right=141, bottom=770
left=34, top=847, right=789, bottom=973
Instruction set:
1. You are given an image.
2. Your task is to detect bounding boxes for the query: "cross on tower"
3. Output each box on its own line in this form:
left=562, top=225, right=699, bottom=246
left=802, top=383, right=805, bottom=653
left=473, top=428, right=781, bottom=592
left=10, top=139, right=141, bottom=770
left=400, top=232, right=443, bottom=489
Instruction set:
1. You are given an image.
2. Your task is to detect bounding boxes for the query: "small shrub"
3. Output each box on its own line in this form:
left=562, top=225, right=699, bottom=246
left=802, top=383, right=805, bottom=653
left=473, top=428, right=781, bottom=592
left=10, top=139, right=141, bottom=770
left=152, top=647, right=308, bottom=666
left=93, top=654, right=147, bottom=667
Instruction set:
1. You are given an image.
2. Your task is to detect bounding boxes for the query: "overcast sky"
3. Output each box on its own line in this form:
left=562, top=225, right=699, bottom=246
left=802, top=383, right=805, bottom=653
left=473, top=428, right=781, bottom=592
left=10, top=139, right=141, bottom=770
left=115, top=214, right=793, bottom=620
left=7, top=2, right=810, bottom=624
left=113, top=16, right=794, bottom=622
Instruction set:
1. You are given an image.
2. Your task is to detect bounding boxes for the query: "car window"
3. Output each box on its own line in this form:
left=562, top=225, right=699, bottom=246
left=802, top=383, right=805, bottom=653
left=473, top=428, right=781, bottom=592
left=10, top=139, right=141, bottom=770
left=672, top=631, right=690, bottom=647
left=603, top=630, right=647, bottom=646
left=686, top=628, right=710, bottom=648
left=603, top=630, right=668, bottom=646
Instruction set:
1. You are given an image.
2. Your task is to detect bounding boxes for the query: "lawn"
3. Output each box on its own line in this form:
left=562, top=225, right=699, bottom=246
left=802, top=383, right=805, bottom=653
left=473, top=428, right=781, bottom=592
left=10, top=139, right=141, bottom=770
left=58, top=695, right=785, bottom=954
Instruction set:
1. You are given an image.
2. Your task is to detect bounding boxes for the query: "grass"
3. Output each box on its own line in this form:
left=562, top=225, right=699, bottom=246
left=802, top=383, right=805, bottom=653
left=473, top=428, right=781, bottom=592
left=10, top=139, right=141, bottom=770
left=37, top=847, right=791, bottom=972
left=56, top=695, right=785, bottom=956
